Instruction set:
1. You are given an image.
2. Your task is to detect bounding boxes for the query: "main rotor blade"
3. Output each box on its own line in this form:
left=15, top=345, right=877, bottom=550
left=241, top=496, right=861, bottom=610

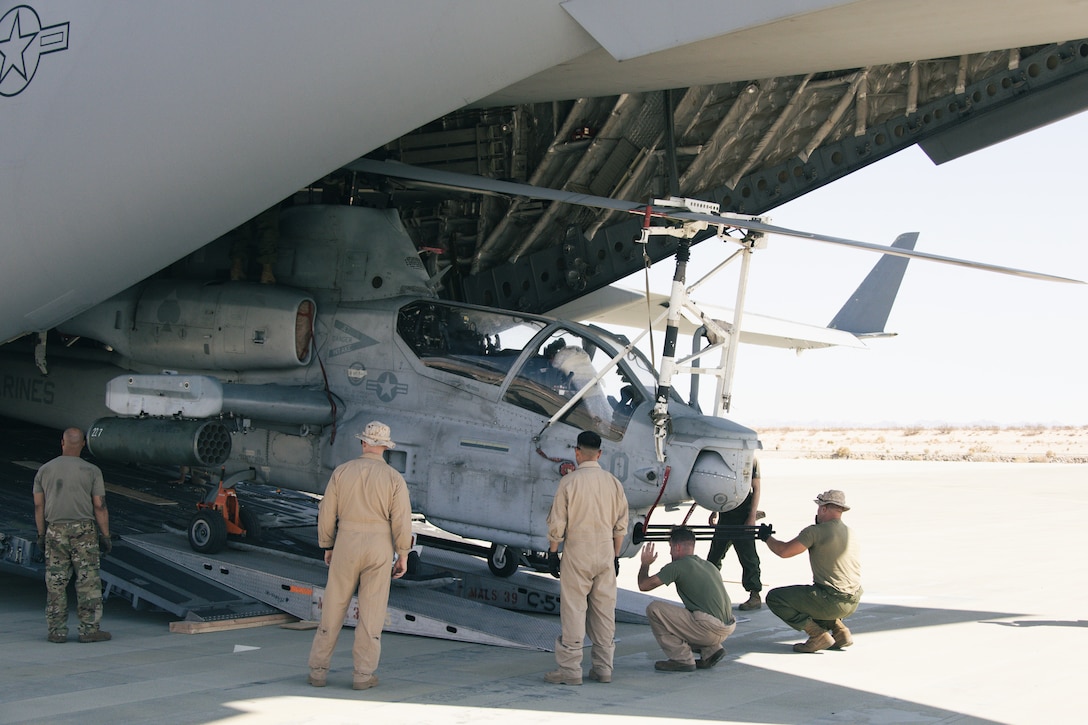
left=351, top=158, right=1084, bottom=285
left=351, top=157, right=644, bottom=210
left=720, top=220, right=1085, bottom=284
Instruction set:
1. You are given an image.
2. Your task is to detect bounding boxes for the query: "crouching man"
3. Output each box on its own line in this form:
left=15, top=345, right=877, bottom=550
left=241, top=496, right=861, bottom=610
left=762, top=489, right=862, bottom=653
left=637, top=526, right=736, bottom=672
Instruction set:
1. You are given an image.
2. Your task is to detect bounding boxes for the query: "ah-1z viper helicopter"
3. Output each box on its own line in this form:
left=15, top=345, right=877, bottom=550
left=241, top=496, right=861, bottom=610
left=0, top=160, right=1080, bottom=576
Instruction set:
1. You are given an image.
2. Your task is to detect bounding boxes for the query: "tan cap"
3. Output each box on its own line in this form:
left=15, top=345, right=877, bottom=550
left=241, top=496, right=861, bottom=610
left=355, top=421, right=396, bottom=449
left=814, top=489, right=850, bottom=511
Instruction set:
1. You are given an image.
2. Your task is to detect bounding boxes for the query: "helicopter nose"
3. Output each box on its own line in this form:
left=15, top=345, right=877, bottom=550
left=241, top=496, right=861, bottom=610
left=687, top=448, right=747, bottom=511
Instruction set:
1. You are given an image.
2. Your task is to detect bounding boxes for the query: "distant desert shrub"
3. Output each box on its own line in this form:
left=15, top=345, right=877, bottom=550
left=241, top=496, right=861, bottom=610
left=832, top=446, right=851, bottom=459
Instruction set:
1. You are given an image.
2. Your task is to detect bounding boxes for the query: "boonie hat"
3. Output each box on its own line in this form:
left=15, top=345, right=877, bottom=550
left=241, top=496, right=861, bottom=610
left=356, top=421, right=396, bottom=448
left=814, top=489, right=850, bottom=510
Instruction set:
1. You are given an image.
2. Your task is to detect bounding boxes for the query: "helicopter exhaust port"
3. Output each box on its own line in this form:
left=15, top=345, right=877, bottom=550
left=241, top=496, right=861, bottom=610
left=87, top=417, right=232, bottom=467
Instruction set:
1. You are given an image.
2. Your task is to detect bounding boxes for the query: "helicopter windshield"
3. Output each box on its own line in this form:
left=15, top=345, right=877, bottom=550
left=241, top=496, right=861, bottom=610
left=591, top=326, right=692, bottom=408
left=609, top=335, right=659, bottom=394
left=502, top=326, right=646, bottom=441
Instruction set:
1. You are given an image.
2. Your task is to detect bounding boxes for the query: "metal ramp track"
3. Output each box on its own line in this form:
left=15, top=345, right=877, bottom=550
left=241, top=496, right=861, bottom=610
left=103, top=539, right=281, bottom=621
left=0, top=530, right=277, bottom=622
left=0, top=530, right=44, bottom=578
left=126, top=534, right=556, bottom=650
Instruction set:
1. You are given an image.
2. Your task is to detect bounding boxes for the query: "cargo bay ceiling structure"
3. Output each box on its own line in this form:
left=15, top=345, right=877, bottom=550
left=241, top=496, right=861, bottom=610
left=352, top=39, right=1088, bottom=315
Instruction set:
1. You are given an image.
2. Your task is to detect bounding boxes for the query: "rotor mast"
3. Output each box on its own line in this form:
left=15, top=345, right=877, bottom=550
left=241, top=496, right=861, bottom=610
left=633, top=198, right=766, bottom=460
left=651, top=236, right=689, bottom=461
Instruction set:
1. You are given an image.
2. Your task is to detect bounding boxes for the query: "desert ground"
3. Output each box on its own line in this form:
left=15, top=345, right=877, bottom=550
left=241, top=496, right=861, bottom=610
left=756, top=425, right=1088, bottom=463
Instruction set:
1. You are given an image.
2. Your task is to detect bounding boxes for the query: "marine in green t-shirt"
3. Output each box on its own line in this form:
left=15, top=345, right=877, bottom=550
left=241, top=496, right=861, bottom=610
left=638, top=526, right=737, bottom=671
left=762, top=489, right=862, bottom=654
left=657, top=553, right=734, bottom=625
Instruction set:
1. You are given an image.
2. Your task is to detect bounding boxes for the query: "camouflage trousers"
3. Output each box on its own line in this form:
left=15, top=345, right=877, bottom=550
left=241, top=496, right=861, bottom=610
left=766, top=583, right=861, bottom=631
left=44, top=520, right=103, bottom=637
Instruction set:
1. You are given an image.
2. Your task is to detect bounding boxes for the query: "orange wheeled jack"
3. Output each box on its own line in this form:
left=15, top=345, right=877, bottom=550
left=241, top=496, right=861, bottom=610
left=187, top=468, right=260, bottom=553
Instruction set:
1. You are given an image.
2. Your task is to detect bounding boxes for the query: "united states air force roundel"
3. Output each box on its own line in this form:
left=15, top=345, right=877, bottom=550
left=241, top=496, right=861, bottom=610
left=1, top=5, right=70, bottom=98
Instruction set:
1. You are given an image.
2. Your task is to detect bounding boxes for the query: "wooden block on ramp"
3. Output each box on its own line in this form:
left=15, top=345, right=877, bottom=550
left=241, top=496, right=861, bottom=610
left=280, top=620, right=319, bottom=630
left=169, top=613, right=296, bottom=634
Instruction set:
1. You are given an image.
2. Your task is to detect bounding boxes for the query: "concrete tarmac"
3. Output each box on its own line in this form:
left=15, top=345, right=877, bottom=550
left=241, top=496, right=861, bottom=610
left=3, top=458, right=1085, bottom=724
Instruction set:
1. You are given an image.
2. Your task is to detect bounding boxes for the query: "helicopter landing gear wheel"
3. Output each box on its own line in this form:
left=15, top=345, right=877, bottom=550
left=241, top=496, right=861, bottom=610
left=487, top=543, right=521, bottom=577
left=239, top=505, right=262, bottom=542
left=188, top=509, right=227, bottom=554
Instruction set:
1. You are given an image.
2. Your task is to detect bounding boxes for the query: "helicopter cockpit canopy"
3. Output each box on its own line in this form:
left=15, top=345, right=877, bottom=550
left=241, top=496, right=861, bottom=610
left=397, top=300, right=650, bottom=440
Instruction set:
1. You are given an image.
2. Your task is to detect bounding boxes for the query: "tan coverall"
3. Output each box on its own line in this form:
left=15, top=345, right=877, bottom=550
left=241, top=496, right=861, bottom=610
left=547, top=459, right=628, bottom=678
left=308, top=453, right=412, bottom=679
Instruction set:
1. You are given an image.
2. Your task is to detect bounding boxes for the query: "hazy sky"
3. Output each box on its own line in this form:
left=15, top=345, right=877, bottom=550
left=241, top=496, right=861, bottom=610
left=617, top=111, right=1088, bottom=428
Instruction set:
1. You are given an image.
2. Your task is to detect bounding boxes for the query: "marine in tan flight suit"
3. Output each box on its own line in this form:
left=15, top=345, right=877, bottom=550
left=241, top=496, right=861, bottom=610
left=307, top=421, right=413, bottom=690
left=544, top=430, right=629, bottom=685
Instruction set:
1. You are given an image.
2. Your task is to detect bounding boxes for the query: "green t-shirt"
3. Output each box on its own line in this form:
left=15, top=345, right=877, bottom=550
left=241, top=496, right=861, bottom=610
left=797, top=519, right=862, bottom=596
left=33, top=455, right=105, bottom=522
left=657, top=555, right=733, bottom=624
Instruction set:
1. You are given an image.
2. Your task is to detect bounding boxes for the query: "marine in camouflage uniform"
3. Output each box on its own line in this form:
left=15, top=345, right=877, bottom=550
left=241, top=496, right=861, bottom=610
left=33, top=428, right=112, bottom=643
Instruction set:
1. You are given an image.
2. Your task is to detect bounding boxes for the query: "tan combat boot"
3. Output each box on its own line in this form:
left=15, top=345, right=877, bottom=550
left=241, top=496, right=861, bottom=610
left=544, top=669, right=583, bottom=685
left=352, top=674, right=379, bottom=690
left=829, top=619, right=853, bottom=649
left=738, top=591, right=762, bottom=611
left=792, top=622, right=834, bottom=653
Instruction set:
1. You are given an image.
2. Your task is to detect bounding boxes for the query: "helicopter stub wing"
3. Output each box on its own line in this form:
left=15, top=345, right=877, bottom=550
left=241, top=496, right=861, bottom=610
left=350, top=158, right=1085, bottom=285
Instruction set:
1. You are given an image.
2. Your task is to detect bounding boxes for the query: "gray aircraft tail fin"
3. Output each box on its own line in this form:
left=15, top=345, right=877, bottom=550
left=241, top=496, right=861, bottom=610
left=827, top=232, right=918, bottom=336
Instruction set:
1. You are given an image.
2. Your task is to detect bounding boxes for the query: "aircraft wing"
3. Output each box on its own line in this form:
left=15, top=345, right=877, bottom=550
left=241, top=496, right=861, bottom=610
left=549, top=286, right=869, bottom=350
left=550, top=231, right=921, bottom=351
